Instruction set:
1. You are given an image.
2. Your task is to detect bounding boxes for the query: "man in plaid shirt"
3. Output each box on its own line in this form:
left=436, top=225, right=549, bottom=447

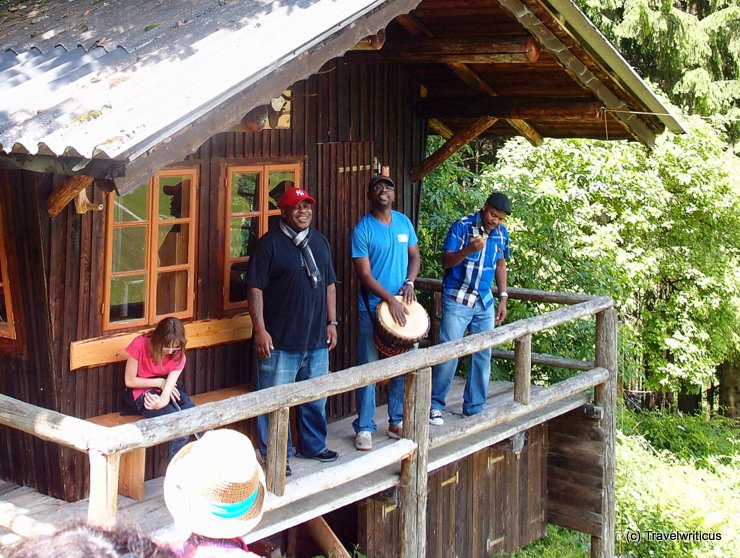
left=429, top=192, right=511, bottom=425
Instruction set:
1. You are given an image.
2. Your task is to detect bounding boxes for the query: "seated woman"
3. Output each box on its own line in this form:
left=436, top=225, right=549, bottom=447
left=124, top=316, right=195, bottom=459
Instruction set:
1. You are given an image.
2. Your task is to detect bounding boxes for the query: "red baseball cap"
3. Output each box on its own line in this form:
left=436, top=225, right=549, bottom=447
left=278, top=187, right=316, bottom=208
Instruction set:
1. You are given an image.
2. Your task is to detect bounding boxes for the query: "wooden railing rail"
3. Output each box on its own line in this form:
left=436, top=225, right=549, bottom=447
left=0, top=287, right=617, bottom=558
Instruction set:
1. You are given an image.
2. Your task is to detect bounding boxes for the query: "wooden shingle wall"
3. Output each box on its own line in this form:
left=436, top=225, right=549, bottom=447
left=547, top=408, right=606, bottom=536
left=359, top=424, right=548, bottom=557
left=0, top=60, right=425, bottom=501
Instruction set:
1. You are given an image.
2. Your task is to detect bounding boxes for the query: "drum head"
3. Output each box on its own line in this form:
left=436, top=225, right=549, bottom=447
left=375, top=296, right=429, bottom=341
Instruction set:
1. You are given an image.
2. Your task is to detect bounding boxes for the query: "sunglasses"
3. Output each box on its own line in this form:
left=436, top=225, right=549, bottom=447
left=370, top=183, right=395, bottom=192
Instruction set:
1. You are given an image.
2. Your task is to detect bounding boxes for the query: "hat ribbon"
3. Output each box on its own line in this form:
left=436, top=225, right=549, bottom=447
left=210, top=486, right=260, bottom=519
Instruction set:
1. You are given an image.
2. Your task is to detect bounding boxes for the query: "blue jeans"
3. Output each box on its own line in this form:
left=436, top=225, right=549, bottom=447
left=431, top=295, right=495, bottom=416
left=135, top=388, right=195, bottom=459
left=256, top=348, right=329, bottom=461
left=353, top=311, right=405, bottom=433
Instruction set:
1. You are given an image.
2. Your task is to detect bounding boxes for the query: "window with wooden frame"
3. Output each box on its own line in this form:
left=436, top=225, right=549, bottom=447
left=224, top=163, right=302, bottom=309
left=0, top=206, right=16, bottom=339
left=104, top=169, right=198, bottom=330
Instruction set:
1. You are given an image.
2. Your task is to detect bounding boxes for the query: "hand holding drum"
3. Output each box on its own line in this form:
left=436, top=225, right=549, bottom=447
left=374, top=296, right=430, bottom=357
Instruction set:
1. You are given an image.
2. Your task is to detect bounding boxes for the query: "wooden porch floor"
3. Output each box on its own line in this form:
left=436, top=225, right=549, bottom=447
left=0, top=377, right=590, bottom=552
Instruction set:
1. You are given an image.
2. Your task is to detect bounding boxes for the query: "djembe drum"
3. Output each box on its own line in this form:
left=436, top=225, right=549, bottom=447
left=374, top=296, right=430, bottom=357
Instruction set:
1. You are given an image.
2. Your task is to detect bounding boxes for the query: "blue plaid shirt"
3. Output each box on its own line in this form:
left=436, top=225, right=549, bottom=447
left=441, top=211, right=510, bottom=309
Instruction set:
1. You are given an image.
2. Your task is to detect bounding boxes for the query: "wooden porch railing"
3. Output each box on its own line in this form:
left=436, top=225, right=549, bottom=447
left=0, top=284, right=618, bottom=558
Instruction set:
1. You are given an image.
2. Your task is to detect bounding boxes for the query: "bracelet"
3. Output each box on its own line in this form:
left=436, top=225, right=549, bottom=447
left=327, top=320, right=339, bottom=326
left=403, top=279, right=414, bottom=287
left=159, top=379, right=166, bottom=389
left=498, top=291, right=509, bottom=299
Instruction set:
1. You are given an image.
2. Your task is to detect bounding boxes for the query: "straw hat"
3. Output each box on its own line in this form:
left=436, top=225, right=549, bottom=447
left=164, top=429, right=266, bottom=539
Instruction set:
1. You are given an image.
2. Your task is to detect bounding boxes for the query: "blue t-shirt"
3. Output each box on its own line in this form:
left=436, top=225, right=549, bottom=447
left=442, top=211, right=510, bottom=309
left=351, top=210, right=418, bottom=313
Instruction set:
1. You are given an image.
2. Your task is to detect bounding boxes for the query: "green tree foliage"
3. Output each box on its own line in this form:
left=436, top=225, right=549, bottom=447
left=576, top=0, right=740, bottom=149
left=418, top=118, right=740, bottom=391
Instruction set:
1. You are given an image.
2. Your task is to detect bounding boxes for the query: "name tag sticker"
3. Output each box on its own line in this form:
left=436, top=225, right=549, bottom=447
left=397, top=233, right=409, bottom=243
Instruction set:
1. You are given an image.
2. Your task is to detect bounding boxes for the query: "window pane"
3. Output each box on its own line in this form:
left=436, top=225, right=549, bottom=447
left=113, top=186, right=149, bottom=223
left=158, top=176, right=192, bottom=220
left=268, top=171, right=296, bottom=210
left=156, top=270, right=189, bottom=315
left=112, top=227, right=147, bottom=272
left=228, top=262, right=249, bottom=303
left=230, top=217, right=258, bottom=259
left=109, top=275, right=146, bottom=322
left=231, top=172, right=259, bottom=214
left=157, top=224, right=190, bottom=267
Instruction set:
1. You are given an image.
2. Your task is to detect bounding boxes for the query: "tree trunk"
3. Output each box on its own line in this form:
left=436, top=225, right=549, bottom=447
left=718, top=360, right=740, bottom=419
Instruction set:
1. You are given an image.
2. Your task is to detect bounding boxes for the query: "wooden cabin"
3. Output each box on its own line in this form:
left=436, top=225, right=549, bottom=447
left=0, top=1, right=683, bottom=556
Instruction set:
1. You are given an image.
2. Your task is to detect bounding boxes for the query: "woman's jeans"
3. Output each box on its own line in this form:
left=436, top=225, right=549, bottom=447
left=135, top=388, right=196, bottom=459
left=353, top=311, right=405, bottom=433
left=431, top=295, right=495, bottom=416
left=256, top=347, right=329, bottom=461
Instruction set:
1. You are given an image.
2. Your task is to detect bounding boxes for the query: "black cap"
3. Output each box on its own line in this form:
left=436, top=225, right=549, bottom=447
left=486, top=192, right=512, bottom=215
left=368, top=175, right=395, bottom=191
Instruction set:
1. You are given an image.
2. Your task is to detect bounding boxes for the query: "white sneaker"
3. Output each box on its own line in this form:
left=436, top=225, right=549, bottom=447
left=429, top=409, right=444, bottom=426
left=354, top=431, right=372, bottom=451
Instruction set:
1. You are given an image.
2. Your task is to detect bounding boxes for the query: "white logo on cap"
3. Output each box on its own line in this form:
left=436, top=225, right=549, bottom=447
left=296, top=189, right=306, bottom=196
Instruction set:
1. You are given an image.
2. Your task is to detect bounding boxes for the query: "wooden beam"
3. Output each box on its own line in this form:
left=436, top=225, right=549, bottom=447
left=266, top=407, right=290, bottom=497
left=87, top=450, right=120, bottom=527
left=419, top=97, right=603, bottom=121
left=428, top=118, right=454, bottom=139
left=395, top=13, right=543, bottom=146
left=353, top=29, right=386, bottom=51
left=411, top=116, right=497, bottom=182
left=305, top=517, right=351, bottom=558
left=350, top=35, right=540, bottom=64
left=69, top=313, right=253, bottom=370
left=399, top=368, right=431, bottom=558
left=592, top=308, right=617, bottom=558
left=514, top=334, right=532, bottom=404
left=47, top=175, right=93, bottom=217
left=447, top=62, right=543, bottom=146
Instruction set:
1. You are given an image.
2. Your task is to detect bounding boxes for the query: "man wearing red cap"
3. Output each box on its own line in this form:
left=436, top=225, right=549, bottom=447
left=246, top=187, right=339, bottom=474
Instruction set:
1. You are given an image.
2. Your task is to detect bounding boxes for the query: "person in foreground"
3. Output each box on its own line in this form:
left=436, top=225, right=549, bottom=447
left=164, top=429, right=266, bottom=557
left=351, top=174, right=420, bottom=451
left=429, top=192, right=512, bottom=426
left=124, top=316, right=194, bottom=459
left=5, top=522, right=176, bottom=558
left=246, top=186, right=339, bottom=474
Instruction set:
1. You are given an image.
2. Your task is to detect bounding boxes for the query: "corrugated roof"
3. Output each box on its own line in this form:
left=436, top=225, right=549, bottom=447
left=0, top=0, right=685, bottom=194
left=1, top=0, right=419, bottom=192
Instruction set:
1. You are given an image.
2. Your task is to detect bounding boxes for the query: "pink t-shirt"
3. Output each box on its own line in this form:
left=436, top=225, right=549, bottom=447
left=125, top=334, right=186, bottom=400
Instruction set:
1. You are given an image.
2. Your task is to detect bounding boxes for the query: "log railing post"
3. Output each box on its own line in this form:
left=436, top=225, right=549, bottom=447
left=592, top=307, right=617, bottom=558
left=266, top=407, right=290, bottom=496
left=87, top=450, right=121, bottom=527
left=399, top=367, right=431, bottom=558
left=514, top=333, right=532, bottom=404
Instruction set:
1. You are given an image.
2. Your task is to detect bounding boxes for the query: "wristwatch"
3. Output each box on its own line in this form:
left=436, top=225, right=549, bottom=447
left=327, top=320, right=339, bottom=326
left=403, top=279, right=415, bottom=287
left=498, top=291, right=509, bottom=299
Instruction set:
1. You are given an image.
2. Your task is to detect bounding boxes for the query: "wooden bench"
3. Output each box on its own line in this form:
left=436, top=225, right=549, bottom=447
left=87, top=384, right=250, bottom=500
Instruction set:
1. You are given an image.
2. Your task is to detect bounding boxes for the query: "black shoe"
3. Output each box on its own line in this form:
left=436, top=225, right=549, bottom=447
left=297, top=448, right=339, bottom=463
left=285, top=464, right=292, bottom=477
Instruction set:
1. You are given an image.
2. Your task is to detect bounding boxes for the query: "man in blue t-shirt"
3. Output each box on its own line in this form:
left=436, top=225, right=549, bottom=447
left=429, top=192, right=511, bottom=426
left=246, top=186, right=339, bottom=474
left=351, top=175, right=420, bottom=451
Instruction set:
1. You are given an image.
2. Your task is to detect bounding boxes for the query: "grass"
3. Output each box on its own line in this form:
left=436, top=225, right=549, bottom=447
left=506, top=404, right=739, bottom=558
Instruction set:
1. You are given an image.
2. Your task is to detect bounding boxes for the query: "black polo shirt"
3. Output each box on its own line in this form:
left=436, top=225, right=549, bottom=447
left=245, top=227, right=336, bottom=351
